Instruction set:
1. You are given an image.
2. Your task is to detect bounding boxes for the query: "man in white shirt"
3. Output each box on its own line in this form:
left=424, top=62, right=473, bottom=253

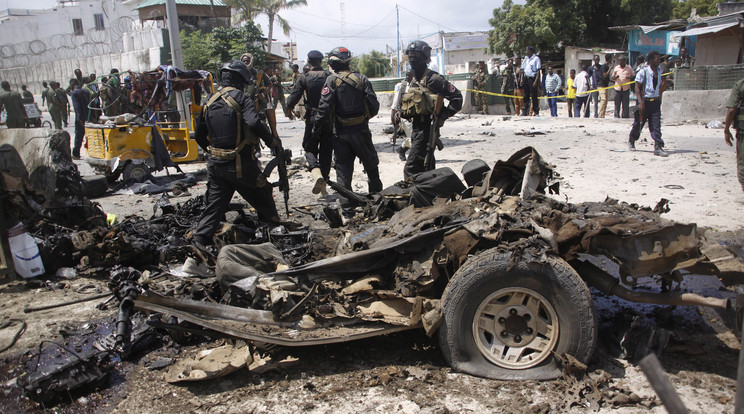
left=572, top=66, right=591, bottom=118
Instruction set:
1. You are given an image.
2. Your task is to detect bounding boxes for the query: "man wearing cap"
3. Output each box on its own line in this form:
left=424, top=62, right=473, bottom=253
left=287, top=50, right=333, bottom=195
left=192, top=60, right=283, bottom=248
left=400, top=40, right=463, bottom=177
left=520, top=46, right=541, bottom=116
left=316, top=47, right=382, bottom=193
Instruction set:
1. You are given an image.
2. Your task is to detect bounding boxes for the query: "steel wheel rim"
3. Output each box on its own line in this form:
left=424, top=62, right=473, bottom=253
left=472, top=287, right=559, bottom=369
left=129, top=165, right=148, bottom=181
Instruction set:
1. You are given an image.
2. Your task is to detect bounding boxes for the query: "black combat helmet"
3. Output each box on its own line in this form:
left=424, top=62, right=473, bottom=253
left=405, top=40, right=432, bottom=58
left=307, top=50, right=324, bottom=60
left=220, top=60, right=253, bottom=83
left=328, top=47, right=352, bottom=63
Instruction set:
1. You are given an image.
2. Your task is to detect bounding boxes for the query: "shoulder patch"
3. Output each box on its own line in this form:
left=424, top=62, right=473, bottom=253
left=449, top=83, right=456, bottom=93
left=321, top=86, right=331, bottom=96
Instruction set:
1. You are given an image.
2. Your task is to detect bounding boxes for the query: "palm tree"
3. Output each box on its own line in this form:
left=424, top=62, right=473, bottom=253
left=261, top=0, right=307, bottom=55
left=223, top=0, right=262, bottom=25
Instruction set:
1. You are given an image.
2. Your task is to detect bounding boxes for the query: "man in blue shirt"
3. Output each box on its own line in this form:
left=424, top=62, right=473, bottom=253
left=628, top=51, right=670, bottom=157
left=520, top=46, right=541, bottom=116
left=544, top=66, right=561, bottom=117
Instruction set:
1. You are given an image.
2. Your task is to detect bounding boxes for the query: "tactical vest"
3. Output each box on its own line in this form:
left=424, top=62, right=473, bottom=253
left=305, top=69, right=330, bottom=109
left=203, top=86, right=260, bottom=178
left=330, top=71, right=370, bottom=127
left=401, top=69, right=436, bottom=119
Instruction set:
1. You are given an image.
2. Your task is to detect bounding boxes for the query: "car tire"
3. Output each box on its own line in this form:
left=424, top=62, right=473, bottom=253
left=122, top=162, right=150, bottom=183
left=438, top=250, right=596, bottom=380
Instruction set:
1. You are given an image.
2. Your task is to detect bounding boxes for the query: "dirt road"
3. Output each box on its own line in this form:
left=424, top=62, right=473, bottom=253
left=0, top=110, right=741, bottom=413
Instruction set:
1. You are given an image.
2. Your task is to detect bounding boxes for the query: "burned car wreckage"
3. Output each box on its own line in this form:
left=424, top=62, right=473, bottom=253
left=2, top=131, right=743, bottom=401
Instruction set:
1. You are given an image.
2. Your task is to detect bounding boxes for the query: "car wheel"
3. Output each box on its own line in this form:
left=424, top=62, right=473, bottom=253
left=122, top=162, right=150, bottom=183
left=438, top=250, right=596, bottom=380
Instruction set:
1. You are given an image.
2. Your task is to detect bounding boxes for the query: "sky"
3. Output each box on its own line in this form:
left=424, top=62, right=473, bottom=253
left=1, top=0, right=500, bottom=59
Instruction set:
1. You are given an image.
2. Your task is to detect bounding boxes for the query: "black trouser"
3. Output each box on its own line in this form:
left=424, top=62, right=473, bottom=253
left=194, top=159, right=279, bottom=244
left=629, top=98, right=663, bottom=147
left=302, top=115, right=333, bottom=178
left=333, top=128, right=382, bottom=193
left=522, top=76, right=539, bottom=115
left=614, top=89, right=630, bottom=118
left=73, top=120, right=85, bottom=157
left=405, top=119, right=433, bottom=178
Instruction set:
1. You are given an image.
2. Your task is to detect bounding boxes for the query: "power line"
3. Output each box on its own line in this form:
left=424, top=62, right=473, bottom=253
left=290, top=8, right=396, bottom=28
left=397, top=4, right=458, bottom=32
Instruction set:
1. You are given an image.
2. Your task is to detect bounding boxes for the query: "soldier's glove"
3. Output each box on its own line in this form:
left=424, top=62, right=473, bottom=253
left=269, top=137, right=283, bottom=151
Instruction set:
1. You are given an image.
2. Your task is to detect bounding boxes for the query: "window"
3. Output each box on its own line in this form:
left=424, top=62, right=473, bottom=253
left=72, top=18, right=83, bottom=36
left=94, top=14, right=104, bottom=31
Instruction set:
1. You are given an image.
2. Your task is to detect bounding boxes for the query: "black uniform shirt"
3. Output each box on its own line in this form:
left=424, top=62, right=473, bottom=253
left=286, top=67, right=331, bottom=111
left=316, top=71, right=380, bottom=133
left=194, top=87, right=272, bottom=163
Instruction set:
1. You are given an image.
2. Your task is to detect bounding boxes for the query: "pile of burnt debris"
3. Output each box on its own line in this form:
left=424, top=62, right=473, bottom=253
left=1, top=139, right=742, bottom=410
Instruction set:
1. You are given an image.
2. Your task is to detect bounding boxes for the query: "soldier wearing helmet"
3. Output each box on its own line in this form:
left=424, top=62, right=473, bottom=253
left=316, top=47, right=383, bottom=193
left=401, top=40, right=463, bottom=178
left=191, top=60, right=282, bottom=248
left=287, top=49, right=333, bottom=195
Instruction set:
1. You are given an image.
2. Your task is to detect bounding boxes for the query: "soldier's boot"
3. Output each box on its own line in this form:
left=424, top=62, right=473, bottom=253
left=311, top=168, right=327, bottom=195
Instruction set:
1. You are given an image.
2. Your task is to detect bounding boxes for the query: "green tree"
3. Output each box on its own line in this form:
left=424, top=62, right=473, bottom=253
left=225, top=0, right=308, bottom=55
left=672, top=0, right=719, bottom=19
left=357, top=50, right=389, bottom=78
left=181, top=22, right=266, bottom=76
left=488, top=0, right=562, bottom=56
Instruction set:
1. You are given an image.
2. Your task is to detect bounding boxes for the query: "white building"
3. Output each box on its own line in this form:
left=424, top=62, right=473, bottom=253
left=0, top=0, right=165, bottom=92
left=419, top=31, right=502, bottom=75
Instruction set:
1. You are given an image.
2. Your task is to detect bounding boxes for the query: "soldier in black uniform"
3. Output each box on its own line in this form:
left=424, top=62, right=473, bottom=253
left=401, top=40, right=463, bottom=178
left=192, top=60, right=282, bottom=247
left=316, top=47, right=382, bottom=193
left=286, top=50, right=333, bottom=195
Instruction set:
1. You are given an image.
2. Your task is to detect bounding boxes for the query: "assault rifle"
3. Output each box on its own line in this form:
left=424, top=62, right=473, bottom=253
left=264, top=107, right=291, bottom=217
left=423, top=94, right=444, bottom=171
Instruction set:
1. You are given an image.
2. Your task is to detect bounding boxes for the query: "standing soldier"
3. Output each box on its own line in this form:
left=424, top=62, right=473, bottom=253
left=399, top=40, right=463, bottom=178
left=724, top=77, right=744, bottom=193
left=472, top=61, right=489, bottom=115
left=271, top=67, right=293, bottom=119
left=41, top=81, right=50, bottom=107
left=48, top=81, right=68, bottom=130
left=102, top=68, right=123, bottom=116
left=290, top=64, right=300, bottom=86
left=513, top=56, right=525, bottom=116
left=20, top=85, right=34, bottom=102
left=316, top=47, right=382, bottom=193
left=500, top=59, right=515, bottom=115
left=0, top=81, right=27, bottom=128
left=69, top=79, right=90, bottom=159
left=286, top=50, right=333, bottom=195
left=191, top=60, right=282, bottom=248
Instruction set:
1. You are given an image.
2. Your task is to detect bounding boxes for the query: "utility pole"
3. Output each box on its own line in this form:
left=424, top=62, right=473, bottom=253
left=340, top=2, right=347, bottom=45
left=164, top=0, right=187, bottom=124
left=396, top=4, right=400, bottom=77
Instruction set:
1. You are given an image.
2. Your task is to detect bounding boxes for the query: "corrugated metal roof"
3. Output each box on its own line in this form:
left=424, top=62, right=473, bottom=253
left=135, top=0, right=227, bottom=9
left=681, top=21, right=740, bottom=37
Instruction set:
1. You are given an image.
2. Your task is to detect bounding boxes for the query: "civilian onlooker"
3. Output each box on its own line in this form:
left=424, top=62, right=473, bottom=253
left=20, top=85, right=34, bottom=103
left=675, top=47, right=695, bottom=68
left=633, top=55, right=645, bottom=74
left=69, top=79, right=90, bottom=159
left=544, top=66, right=561, bottom=117
left=587, top=55, right=601, bottom=118
left=573, top=66, right=591, bottom=118
left=520, top=46, right=541, bottom=116
left=628, top=51, right=670, bottom=157
left=566, top=69, right=576, bottom=117
left=598, top=54, right=612, bottom=118
left=513, top=56, right=525, bottom=115
left=611, top=56, right=634, bottom=118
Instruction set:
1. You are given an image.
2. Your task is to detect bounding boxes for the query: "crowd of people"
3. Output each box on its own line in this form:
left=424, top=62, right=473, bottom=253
left=471, top=46, right=696, bottom=120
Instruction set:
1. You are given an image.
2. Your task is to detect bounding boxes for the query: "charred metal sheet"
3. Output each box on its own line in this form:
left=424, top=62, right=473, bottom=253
left=584, top=223, right=700, bottom=277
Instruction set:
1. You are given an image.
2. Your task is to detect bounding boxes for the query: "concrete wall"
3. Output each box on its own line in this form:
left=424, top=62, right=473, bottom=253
left=661, top=89, right=729, bottom=122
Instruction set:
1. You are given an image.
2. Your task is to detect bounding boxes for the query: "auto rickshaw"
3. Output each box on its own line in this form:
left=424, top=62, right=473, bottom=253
left=84, top=69, right=213, bottom=182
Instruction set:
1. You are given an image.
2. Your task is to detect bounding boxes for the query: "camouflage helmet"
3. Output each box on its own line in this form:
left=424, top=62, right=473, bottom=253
left=328, top=47, right=352, bottom=64
left=405, top=40, right=432, bottom=58
left=220, top=60, right=253, bottom=83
